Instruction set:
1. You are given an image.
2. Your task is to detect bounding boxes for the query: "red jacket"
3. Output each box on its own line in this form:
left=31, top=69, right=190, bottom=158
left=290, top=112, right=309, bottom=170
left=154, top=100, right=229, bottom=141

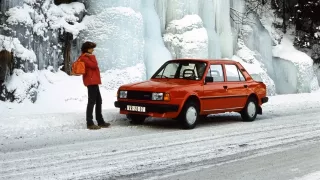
left=80, top=54, right=102, bottom=86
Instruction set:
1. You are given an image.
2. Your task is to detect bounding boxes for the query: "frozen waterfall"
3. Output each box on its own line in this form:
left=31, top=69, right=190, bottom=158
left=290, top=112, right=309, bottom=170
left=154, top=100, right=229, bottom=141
left=83, top=0, right=144, bottom=72
left=155, top=0, right=233, bottom=59
left=141, top=0, right=172, bottom=79
left=242, top=12, right=319, bottom=94
left=1, top=0, right=319, bottom=102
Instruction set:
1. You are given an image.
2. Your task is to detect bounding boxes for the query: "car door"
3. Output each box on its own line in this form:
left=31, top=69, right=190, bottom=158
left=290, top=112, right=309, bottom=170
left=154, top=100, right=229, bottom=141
left=222, top=64, right=249, bottom=109
left=202, top=64, right=229, bottom=112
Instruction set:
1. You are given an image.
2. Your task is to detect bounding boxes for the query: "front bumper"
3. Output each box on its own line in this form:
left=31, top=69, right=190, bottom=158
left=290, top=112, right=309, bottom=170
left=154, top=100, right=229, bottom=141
left=114, top=101, right=179, bottom=113
left=261, top=97, right=269, bottom=104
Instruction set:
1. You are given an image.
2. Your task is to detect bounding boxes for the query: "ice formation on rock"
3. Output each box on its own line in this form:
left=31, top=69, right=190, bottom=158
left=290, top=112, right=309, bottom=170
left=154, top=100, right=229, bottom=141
left=1, top=0, right=320, bottom=103
left=163, top=15, right=208, bottom=59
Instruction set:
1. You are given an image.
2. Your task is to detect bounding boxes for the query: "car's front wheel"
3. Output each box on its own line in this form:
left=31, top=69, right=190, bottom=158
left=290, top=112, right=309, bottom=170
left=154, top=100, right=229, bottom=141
left=241, top=97, right=258, bottom=122
left=179, top=101, right=199, bottom=129
left=126, top=114, right=147, bottom=125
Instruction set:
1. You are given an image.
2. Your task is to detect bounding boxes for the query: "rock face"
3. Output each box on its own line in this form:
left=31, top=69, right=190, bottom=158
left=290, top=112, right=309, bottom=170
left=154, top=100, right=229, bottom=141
left=1, top=1, right=86, bottom=72
left=312, top=44, right=320, bottom=61
left=0, top=50, right=13, bottom=84
left=163, top=15, right=208, bottom=59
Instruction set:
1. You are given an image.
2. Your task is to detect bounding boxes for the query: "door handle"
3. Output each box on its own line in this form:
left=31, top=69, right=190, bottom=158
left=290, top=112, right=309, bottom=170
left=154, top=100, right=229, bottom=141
left=244, top=85, right=248, bottom=88
left=223, top=86, right=228, bottom=89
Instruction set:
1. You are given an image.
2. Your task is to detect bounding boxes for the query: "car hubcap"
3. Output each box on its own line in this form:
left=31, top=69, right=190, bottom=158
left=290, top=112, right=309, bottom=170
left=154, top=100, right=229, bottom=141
left=247, top=102, right=256, bottom=118
left=186, top=106, right=197, bottom=125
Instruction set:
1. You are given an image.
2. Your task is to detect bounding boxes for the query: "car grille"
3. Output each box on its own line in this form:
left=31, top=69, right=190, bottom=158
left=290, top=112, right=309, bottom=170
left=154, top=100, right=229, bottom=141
left=127, top=91, right=152, bottom=100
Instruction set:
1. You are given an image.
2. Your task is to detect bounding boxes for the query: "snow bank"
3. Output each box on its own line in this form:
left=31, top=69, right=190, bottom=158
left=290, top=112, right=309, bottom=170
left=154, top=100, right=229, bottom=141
left=4, top=69, right=39, bottom=103
left=164, top=15, right=208, bottom=59
left=1, top=63, right=145, bottom=113
left=0, top=34, right=36, bottom=63
left=273, top=35, right=319, bottom=93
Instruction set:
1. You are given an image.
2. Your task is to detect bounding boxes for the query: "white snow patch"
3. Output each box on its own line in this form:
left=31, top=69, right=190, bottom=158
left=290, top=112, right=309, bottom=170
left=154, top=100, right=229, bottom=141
left=24, top=0, right=37, bottom=5
left=4, top=69, right=38, bottom=103
left=5, top=1, right=86, bottom=38
left=1, top=63, right=145, bottom=115
left=101, top=63, right=146, bottom=91
left=293, top=171, right=320, bottom=180
left=0, top=35, right=36, bottom=62
left=164, top=15, right=208, bottom=59
left=273, top=36, right=313, bottom=64
left=273, top=34, right=319, bottom=93
left=6, top=4, right=34, bottom=26
left=47, top=2, right=86, bottom=37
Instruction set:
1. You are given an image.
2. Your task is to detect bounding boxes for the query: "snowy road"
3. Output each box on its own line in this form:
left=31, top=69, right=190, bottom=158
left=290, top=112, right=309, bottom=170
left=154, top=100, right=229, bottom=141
left=1, top=93, right=320, bottom=179
left=164, top=141, right=320, bottom=180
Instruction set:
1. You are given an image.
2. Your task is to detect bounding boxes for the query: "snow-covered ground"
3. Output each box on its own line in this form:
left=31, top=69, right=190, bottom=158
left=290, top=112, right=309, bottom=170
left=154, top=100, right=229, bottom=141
left=1, top=88, right=320, bottom=179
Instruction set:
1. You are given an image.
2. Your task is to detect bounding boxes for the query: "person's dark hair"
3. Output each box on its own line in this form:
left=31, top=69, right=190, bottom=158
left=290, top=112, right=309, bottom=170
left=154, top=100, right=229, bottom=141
left=81, top=41, right=96, bottom=53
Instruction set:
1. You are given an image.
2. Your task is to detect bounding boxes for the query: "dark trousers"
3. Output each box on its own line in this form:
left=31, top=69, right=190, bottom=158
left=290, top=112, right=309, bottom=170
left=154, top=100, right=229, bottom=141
left=86, top=85, right=104, bottom=126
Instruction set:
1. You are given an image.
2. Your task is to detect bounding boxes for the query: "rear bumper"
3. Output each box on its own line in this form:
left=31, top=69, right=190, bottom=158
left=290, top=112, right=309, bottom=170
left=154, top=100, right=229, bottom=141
left=114, top=101, right=179, bottom=113
left=261, top=97, right=269, bottom=104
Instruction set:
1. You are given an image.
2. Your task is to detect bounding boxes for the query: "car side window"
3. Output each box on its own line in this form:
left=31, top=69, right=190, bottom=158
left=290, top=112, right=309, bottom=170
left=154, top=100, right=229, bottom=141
left=225, top=64, right=246, bottom=81
left=207, top=64, right=224, bottom=82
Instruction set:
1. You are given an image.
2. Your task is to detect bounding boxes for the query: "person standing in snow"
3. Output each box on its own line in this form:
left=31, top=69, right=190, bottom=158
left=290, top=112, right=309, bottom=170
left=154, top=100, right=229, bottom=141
left=80, top=41, right=110, bottom=130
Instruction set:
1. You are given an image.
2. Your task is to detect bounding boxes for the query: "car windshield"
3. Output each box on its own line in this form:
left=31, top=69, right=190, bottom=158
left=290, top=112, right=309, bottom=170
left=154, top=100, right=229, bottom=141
left=152, top=61, right=207, bottom=80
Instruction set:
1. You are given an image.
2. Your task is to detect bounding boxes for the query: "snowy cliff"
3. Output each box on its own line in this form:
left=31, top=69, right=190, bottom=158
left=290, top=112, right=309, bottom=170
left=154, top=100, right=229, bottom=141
left=0, top=0, right=319, bottom=103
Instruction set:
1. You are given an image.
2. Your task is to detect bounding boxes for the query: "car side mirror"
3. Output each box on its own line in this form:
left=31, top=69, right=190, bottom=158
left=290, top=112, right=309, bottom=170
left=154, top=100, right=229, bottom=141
left=205, top=76, right=214, bottom=84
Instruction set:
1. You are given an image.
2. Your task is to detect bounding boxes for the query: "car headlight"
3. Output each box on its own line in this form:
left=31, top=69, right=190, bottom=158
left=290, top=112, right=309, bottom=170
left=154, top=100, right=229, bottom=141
left=152, top=93, right=163, bottom=101
left=119, top=91, right=127, bottom=98
left=152, top=93, right=170, bottom=101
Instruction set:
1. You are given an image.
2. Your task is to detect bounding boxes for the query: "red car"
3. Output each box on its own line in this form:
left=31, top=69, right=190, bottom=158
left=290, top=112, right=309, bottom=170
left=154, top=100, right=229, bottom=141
left=114, top=59, right=268, bottom=129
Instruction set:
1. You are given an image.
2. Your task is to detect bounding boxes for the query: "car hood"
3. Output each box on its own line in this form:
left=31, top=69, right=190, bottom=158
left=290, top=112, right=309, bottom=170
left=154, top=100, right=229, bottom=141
left=121, top=79, right=200, bottom=92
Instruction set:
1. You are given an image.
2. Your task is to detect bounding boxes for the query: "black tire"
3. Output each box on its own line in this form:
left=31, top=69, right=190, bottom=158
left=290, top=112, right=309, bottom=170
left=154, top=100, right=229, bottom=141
left=241, top=97, right=258, bottom=122
left=126, top=114, right=147, bottom=125
left=178, top=101, right=199, bottom=129
left=199, top=115, right=208, bottom=121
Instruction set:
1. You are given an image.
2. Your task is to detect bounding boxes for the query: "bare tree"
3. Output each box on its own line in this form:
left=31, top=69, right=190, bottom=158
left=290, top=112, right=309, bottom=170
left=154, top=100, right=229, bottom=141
left=230, top=0, right=270, bottom=26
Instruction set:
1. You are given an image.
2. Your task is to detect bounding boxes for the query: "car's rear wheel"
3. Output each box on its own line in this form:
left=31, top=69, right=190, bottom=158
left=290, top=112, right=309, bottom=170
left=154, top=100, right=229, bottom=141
left=241, top=97, right=258, bottom=122
left=127, top=114, right=147, bottom=125
left=179, top=101, right=199, bottom=129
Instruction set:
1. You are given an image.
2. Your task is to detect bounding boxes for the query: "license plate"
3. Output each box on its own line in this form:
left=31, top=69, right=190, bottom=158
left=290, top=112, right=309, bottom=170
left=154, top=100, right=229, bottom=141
left=126, top=105, right=146, bottom=112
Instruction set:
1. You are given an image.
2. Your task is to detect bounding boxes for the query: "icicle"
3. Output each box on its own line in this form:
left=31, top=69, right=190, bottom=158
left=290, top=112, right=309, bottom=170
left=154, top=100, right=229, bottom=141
left=82, top=0, right=144, bottom=71
left=141, top=0, right=172, bottom=79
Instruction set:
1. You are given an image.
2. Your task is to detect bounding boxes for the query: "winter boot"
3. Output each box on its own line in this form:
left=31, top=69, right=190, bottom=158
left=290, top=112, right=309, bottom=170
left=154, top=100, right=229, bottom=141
left=98, top=122, right=110, bottom=128
left=87, top=124, right=101, bottom=130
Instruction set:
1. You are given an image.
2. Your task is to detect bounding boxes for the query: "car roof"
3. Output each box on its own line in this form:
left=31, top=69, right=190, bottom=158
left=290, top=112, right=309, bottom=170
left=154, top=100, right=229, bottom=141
left=168, top=58, right=238, bottom=64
